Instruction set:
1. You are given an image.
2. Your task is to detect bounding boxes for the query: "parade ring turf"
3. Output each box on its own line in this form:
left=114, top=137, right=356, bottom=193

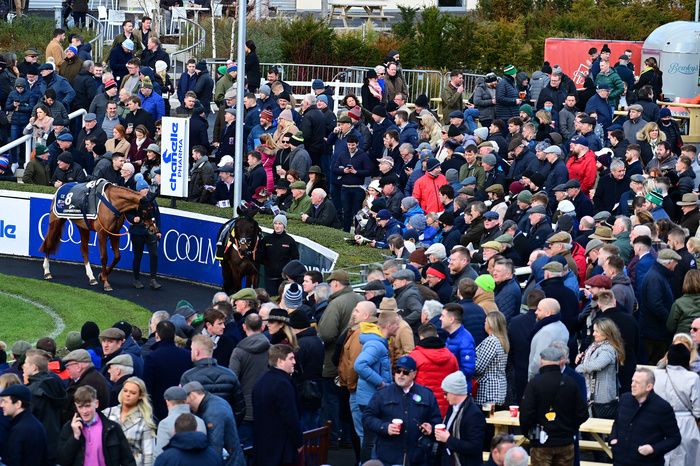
left=0, top=273, right=152, bottom=345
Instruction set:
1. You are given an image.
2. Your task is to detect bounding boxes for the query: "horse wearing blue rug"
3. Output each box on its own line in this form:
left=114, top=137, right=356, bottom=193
left=40, top=179, right=156, bottom=291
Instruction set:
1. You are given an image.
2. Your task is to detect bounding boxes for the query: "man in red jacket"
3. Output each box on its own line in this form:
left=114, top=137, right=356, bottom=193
left=413, top=157, right=447, bottom=213
left=565, top=135, right=597, bottom=195
left=409, top=323, right=459, bottom=416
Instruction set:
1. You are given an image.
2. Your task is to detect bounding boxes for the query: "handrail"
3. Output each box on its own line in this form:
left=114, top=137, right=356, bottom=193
left=85, top=13, right=105, bottom=64
left=169, top=17, right=206, bottom=81
left=9, top=109, right=86, bottom=168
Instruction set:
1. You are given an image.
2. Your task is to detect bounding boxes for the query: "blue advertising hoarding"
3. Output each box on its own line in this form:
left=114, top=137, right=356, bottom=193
left=11, top=191, right=338, bottom=287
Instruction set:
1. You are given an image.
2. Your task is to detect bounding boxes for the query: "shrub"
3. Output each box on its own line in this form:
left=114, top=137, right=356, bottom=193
left=278, top=16, right=336, bottom=65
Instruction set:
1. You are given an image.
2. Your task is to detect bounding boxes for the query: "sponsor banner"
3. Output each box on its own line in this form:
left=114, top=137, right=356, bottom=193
left=544, top=38, right=643, bottom=88
left=0, top=196, right=29, bottom=256
left=1, top=191, right=338, bottom=286
left=160, top=117, right=190, bottom=198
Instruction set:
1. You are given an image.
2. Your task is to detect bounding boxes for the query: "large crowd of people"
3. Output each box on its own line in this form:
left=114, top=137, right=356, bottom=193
left=0, top=13, right=699, bottom=466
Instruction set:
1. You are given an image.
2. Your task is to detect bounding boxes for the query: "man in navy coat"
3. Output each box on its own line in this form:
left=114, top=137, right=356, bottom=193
left=610, top=368, right=681, bottom=465
left=143, top=321, right=192, bottom=421
left=252, top=344, right=303, bottom=466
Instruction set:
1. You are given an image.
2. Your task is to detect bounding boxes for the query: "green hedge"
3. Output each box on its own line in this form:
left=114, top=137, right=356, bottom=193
left=198, top=1, right=691, bottom=74
left=0, top=181, right=385, bottom=269
left=0, top=17, right=95, bottom=61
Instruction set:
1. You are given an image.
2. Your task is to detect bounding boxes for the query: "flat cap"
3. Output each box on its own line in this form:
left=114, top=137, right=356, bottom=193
left=106, top=354, right=133, bottom=367
left=658, top=249, right=682, bottom=261
left=164, top=386, right=187, bottom=401
left=546, top=231, right=571, bottom=244
left=527, top=205, right=547, bottom=215
left=230, top=288, right=257, bottom=301
left=63, top=349, right=92, bottom=363
left=99, top=328, right=125, bottom=340
left=585, top=274, right=612, bottom=289
left=542, top=261, right=564, bottom=273
left=183, top=381, right=205, bottom=394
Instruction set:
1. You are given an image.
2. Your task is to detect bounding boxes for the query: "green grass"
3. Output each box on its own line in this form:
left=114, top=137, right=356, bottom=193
left=0, top=292, right=53, bottom=343
left=0, top=181, right=386, bottom=269
left=0, top=273, right=151, bottom=346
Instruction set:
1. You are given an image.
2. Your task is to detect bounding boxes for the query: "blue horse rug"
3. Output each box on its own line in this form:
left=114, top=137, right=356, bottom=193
left=53, top=179, right=111, bottom=220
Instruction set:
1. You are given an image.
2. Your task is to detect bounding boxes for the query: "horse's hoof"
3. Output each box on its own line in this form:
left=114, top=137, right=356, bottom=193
left=43, top=273, right=52, bottom=280
left=104, top=284, right=113, bottom=292
left=89, top=279, right=98, bottom=286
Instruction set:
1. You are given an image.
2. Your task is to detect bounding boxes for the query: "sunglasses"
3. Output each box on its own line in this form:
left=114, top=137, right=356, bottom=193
left=691, top=327, right=699, bottom=332
left=394, top=368, right=413, bottom=376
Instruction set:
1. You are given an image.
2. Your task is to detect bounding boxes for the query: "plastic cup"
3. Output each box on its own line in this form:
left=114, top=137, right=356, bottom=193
left=392, top=418, right=403, bottom=432
left=434, top=423, right=446, bottom=433
left=509, top=405, right=519, bottom=417
left=481, top=403, right=492, bottom=417
left=519, top=91, right=526, bottom=99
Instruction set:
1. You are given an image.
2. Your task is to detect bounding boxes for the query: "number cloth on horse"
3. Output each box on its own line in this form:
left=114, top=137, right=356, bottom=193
left=52, top=179, right=112, bottom=220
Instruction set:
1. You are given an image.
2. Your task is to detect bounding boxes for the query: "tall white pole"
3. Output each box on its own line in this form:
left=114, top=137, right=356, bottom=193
left=233, top=0, right=247, bottom=216
left=695, top=0, right=699, bottom=22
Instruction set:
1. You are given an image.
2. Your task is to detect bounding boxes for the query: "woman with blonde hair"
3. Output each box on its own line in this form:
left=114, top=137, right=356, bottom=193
left=418, top=110, right=442, bottom=147
left=474, top=311, right=509, bottom=407
left=273, top=109, right=299, bottom=150
left=657, top=333, right=699, bottom=370
left=266, top=308, right=299, bottom=350
left=636, top=121, right=666, bottom=166
left=535, top=109, right=553, bottom=141
left=668, top=269, right=700, bottom=334
left=103, top=376, right=155, bottom=466
left=575, top=317, right=625, bottom=418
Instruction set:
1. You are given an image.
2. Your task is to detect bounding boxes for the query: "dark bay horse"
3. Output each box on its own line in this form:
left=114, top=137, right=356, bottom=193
left=221, top=204, right=263, bottom=295
left=39, top=183, right=154, bottom=292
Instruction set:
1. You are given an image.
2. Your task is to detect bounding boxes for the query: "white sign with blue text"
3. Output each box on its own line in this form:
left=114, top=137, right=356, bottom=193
left=0, top=197, right=29, bottom=256
left=160, top=117, right=190, bottom=198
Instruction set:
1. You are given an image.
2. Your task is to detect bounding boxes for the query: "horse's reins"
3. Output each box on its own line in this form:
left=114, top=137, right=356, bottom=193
left=232, top=233, right=259, bottom=261
left=94, top=192, right=132, bottom=237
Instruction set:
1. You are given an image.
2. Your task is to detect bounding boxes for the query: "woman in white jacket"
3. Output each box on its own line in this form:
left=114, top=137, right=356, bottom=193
left=653, top=343, right=700, bottom=466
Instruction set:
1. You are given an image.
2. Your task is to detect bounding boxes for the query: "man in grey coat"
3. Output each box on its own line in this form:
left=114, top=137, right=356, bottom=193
left=228, top=313, right=270, bottom=447
left=528, top=298, right=569, bottom=380
left=391, top=269, right=424, bottom=330
left=155, top=386, right=206, bottom=456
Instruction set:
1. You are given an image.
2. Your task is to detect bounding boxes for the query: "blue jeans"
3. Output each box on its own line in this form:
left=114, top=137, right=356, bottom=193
left=9, top=124, right=23, bottom=165
left=300, top=408, right=321, bottom=432
left=321, top=377, right=341, bottom=441
left=238, top=420, right=253, bottom=448
left=349, top=392, right=363, bottom=442
left=330, top=181, right=343, bottom=221
left=341, top=186, right=365, bottom=232
left=359, top=404, right=377, bottom=462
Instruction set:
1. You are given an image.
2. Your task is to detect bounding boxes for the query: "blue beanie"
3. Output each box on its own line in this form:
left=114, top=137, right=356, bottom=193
left=135, top=173, right=149, bottom=191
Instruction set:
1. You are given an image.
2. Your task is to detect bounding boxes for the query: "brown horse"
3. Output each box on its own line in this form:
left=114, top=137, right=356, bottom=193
left=39, top=183, right=154, bottom=292
left=221, top=204, right=263, bottom=295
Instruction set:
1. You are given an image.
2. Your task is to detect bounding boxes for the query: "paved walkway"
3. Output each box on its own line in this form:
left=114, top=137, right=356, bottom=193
left=0, top=255, right=217, bottom=313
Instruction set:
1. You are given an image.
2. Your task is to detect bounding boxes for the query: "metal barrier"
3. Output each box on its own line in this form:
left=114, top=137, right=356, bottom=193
left=86, top=13, right=105, bottom=64
left=9, top=109, right=86, bottom=168
left=169, top=17, right=207, bottom=86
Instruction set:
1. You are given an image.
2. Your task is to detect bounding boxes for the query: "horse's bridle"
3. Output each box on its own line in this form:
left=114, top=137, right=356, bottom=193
left=232, top=230, right=259, bottom=261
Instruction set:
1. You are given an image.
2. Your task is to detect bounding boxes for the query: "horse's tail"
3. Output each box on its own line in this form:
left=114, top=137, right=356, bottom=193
left=39, top=217, right=65, bottom=256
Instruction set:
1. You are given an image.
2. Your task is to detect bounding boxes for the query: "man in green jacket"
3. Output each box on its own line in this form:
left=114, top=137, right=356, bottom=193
left=22, top=144, right=51, bottom=186
left=595, top=60, right=624, bottom=109
left=286, top=180, right=311, bottom=218
left=317, top=270, right=363, bottom=442
left=441, top=70, right=464, bottom=124
left=214, top=64, right=237, bottom=107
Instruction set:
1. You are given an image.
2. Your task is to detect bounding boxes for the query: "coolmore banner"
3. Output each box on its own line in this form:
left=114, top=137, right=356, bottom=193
left=1, top=190, right=338, bottom=287
left=160, top=117, right=190, bottom=198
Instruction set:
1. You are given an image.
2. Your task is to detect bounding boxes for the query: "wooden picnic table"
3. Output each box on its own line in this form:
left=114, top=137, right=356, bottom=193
left=486, top=410, right=614, bottom=458
left=328, top=0, right=392, bottom=28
